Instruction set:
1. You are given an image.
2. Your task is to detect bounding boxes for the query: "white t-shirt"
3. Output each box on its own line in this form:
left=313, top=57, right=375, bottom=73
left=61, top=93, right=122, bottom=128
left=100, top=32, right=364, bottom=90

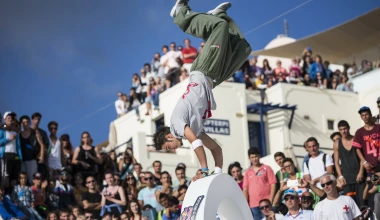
left=261, top=213, right=284, bottom=220
left=115, top=99, right=125, bottom=115
left=313, top=195, right=361, bottom=220
left=160, top=50, right=182, bottom=74
left=303, top=153, right=333, bottom=189
left=48, top=137, right=62, bottom=170
left=5, top=130, right=17, bottom=153
left=170, top=71, right=216, bottom=138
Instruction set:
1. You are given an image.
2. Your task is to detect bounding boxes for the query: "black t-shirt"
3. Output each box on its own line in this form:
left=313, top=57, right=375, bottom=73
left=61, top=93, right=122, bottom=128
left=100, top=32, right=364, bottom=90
left=20, top=130, right=40, bottom=161
left=153, top=175, right=162, bottom=185
left=82, top=191, right=102, bottom=218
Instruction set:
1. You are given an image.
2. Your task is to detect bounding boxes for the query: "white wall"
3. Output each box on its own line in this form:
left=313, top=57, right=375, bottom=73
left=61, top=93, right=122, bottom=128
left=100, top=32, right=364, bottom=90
left=352, top=69, right=380, bottom=116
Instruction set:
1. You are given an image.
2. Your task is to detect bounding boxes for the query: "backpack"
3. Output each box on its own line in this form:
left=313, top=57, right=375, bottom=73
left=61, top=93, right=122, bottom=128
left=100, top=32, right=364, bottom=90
left=305, top=153, right=335, bottom=174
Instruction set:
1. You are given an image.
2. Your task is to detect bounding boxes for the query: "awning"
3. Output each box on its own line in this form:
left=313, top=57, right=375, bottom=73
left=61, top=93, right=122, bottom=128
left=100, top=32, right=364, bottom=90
left=251, top=8, right=380, bottom=64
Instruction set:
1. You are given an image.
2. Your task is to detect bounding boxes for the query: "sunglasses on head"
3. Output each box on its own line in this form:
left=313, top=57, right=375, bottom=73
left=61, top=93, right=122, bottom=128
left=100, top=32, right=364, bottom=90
left=259, top=205, right=270, bottom=210
left=284, top=196, right=296, bottom=201
left=321, top=180, right=333, bottom=188
left=144, top=177, right=153, bottom=181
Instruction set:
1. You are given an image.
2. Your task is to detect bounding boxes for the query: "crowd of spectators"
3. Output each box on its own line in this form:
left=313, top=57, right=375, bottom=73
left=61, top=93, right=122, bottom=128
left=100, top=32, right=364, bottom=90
left=115, top=40, right=380, bottom=119
left=1, top=99, right=380, bottom=219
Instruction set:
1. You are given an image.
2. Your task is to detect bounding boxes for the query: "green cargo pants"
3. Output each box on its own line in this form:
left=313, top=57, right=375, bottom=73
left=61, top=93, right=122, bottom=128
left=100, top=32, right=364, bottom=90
left=174, top=5, right=252, bottom=87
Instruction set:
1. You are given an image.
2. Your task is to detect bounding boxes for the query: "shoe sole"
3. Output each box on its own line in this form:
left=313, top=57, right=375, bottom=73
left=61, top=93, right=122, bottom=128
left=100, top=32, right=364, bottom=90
left=207, top=2, right=231, bottom=15
left=170, top=0, right=188, bottom=17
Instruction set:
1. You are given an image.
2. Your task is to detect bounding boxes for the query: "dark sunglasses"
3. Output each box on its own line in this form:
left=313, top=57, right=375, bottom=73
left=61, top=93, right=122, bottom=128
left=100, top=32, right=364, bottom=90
left=301, top=196, right=313, bottom=201
left=284, top=196, right=296, bottom=201
left=86, top=180, right=95, bottom=184
left=144, top=177, right=153, bottom=181
left=259, top=205, right=270, bottom=210
left=50, top=127, right=57, bottom=130
left=321, top=180, right=333, bottom=188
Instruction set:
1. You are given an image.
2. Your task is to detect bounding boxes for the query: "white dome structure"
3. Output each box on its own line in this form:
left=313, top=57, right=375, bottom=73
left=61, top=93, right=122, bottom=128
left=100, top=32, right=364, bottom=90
left=264, top=34, right=296, bottom=49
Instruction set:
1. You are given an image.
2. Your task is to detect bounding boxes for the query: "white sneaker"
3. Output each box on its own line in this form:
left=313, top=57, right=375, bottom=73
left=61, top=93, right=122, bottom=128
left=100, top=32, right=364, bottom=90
left=207, top=2, right=231, bottom=15
left=170, top=0, right=189, bottom=18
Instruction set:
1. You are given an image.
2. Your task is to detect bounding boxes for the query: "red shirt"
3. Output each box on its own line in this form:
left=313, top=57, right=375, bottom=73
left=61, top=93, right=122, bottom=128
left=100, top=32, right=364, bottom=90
left=243, top=164, right=277, bottom=208
left=352, top=124, right=380, bottom=167
left=31, top=185, right=46, bottom=206
left=181, top=47, right=197, bottom=64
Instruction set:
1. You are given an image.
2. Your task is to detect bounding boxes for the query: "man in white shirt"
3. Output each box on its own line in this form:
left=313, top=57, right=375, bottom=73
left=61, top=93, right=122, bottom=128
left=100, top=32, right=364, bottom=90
left=303, top=137, right=334, bottom=189
left=280, top=189, right=313, bottom=220
left=115, top=92, right=125, bottom=118
left=313, top=174, right=361, bottom=220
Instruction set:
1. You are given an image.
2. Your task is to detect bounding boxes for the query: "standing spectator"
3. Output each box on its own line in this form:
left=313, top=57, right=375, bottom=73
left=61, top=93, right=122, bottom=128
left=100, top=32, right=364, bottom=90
left=144, top=77, right=156, bottom=116
left=31, top=112, right=48, bottom=177
left=100, top=171, right=126, bottom=217
left=353, top=106, right=380, bottom=173
left=144, top=63, right=156, bottom=79
left=152, top=53, right=165, bottom=80
left=60, top=134, right=74, bottom=172
left=227, top=162, right=244, bottom=190
left=333, top=120, right=365, bottom=207
left=313, top=174, right=361, bottom=220
left=181, top=38, right=197, bottom=73
left=140, top=68, right=151, bottom=103
left=11, top=172, right=42, bottom=219
left=262, top=59, right=273, bottom=76
left=315, top=72, right=327, bottom=89
left=303, top=137, right=334, bottom=190
left=281, top=190, right=314, bottom=220
left=138, top=171, right=163, bottom=211
left=82, top=175, right=102, bottom=219
left=309, top=55, right=326, bottom=79
left=243, top=147, right=277, bottom=220
left=72, top=132, right=102, bottom=182
left=302, top=56, right=313, bottom=76
left=115, top=92, right=126, bottom=118
left=152, top=160, right=162, bottom=185
left=258, top=199, right=283, bottom=220
left=54, top=168, right=76, bottom=209
left=73, top=173, right=87, bottom=207
left=19, top=115, right=41, bottom=185
left=0, top=186, right=27, bottom=220
left=161, top=42, right=183, bottom=88
left=274, top=152, right=286, bottom=190
left=374, top=97, right=380, bottom=124
left=300, top=191, right=315, bottom=210
left=47, top=121, right=62, bottom=180
left=324, top=60, right=333, bottom=80
left=157, top=193, right=170, bottom=220
left=155, top=171, right=173, bottom=199
left=1, top=111, right=22, bottom=193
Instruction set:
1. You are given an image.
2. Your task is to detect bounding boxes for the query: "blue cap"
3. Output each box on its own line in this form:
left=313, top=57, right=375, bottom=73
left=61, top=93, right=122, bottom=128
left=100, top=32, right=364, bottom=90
left=358, top=106, right=371, bottom=114
left=283, top=189, right=299, bottom=199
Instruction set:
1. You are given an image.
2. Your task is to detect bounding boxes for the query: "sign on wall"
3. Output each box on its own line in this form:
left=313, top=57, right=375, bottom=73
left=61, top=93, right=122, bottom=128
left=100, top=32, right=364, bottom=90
left=203, top=119, right=230, bottom=135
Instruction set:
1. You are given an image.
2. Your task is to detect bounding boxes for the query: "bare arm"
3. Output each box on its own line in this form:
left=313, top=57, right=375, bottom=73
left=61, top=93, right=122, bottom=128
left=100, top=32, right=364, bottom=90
left=72, top=147, right=81, bottom=165
left=269, top=184, right=277, bottom=203
left=333, top=140, right=343, bottom=177
left=101, top=191, right=106, bottom=206
left=118, top=160, right=124, bottom=173
left=83, top=200, right=101, bottom=209
left=243, top=188, right=249, bottom=204
left=200, top=132, right=223, bottom=169
left=308, top=183, right=325, bottom=198
left=183, top=52, right=197, bottom=59
left=184, top=126, right=207, bottom=168
left=88, top=148, right=102, bottom=165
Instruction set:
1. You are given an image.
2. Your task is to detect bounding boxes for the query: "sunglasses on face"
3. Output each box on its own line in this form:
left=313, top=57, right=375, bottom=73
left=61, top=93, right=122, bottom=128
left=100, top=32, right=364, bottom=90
left=321, top=180, right=334, bottom=188
left=284, top=196, right=296, bottom=201
left=144, top=177, right=153, bottom=181
left=301, top=196, right=313, bottom=201
left=259, top=205, right=270, bottom=210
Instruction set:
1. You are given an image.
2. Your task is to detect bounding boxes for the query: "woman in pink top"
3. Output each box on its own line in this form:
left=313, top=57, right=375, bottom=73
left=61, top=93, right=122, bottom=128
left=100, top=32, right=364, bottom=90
left=228, top=162, right=244, bottom=190
left=274, top=60, right=288, bottom=80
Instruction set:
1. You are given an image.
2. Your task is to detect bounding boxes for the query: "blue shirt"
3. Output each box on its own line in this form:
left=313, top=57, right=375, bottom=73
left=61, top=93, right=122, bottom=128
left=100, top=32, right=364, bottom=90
left=281, top=209, right=314, bottom=220
left=137, top=186, right=163, bottom=211
left=162, top=211, right=180, bottom=220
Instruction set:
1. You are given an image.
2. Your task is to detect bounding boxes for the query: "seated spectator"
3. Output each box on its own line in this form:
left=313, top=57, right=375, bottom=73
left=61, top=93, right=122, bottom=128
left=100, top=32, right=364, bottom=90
left=309, top=55, right=326, bottom=79
left=286, top=69, right=299, bottom=84
left=152, top=52, right=165, bottom=80
left=327, top=74, right=339, bottom=90
left=11, top=172, right=42, bottom=219
left=258, top=199, right=284, bottom=220
left=157, top=193, right=169, bottom=220
left=281, top=190, right=313, bottom=220
left=0, top=186, right=27, bottom=220
left=73, top=173, right=87, bottom=207
left=82, top=175, right=102, bottom=219
left=131, top=73, right=142, bottom=97
left=128, top=199, right=148, bottom=220
left=152, top=161, right=162, bottom=185
left=336, top=73, right=353, bottom=92
left=228, top=162, right=244, bottom=190
left=31, top=173, right=48, bottom=218
left=174, top=184, right=187, bottom=206
left=54, top=168, right=76, bottom=209
left=162, top=196, right=180, bottom=220
left=172, top=166, right=191, bottom=189
left=100, top=171, right=126, bottom=217
left=47, top=212, right=58, bottom=220
left=115, top=92, right=126, bottom=118
left=315, top=72, right=327, bottom=89
left=137, top=172, right=163, bottom=212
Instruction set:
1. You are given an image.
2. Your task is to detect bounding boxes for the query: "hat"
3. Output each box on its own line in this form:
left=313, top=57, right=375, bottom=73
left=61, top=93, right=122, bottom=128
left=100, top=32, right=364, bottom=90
left=33, top=172, right=43, bottom=180
left=177, top=162, right=186, bottom=169
left=283, top=189, right=299, bottom=199
left=358, top=106, right=371, bottom=114
left=377, top=97, right=380, bottom=103
left=3, top=111, right=16, bottom=120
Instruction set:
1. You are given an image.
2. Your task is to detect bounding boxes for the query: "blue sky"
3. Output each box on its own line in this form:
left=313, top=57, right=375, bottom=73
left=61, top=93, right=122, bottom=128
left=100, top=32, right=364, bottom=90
left=0, top=0, right=378, bottom=146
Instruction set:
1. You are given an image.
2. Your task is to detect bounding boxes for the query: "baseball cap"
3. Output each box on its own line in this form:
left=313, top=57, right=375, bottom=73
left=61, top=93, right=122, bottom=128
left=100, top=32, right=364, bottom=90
left=358, top=106, right=371, bottom=114
left=33, top=172, right=43, bottom=180
left=3, top=111, right=16, bottom=120
left=377, top=97, right=380, bottom=103
left=283, top=189, right=299, bottom=199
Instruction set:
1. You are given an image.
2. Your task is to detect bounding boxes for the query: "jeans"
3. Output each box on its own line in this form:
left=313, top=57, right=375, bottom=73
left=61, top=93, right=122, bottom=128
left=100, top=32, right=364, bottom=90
left=250, top=207, right=263, bottom=220
left=151, top=92, right=160, bottom=108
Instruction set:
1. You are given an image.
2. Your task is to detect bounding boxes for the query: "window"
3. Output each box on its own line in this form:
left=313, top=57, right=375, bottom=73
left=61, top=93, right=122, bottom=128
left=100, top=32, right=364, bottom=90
left=248, top=121, right=266, bottom=156
left=327, top=120, right=334, bottom=130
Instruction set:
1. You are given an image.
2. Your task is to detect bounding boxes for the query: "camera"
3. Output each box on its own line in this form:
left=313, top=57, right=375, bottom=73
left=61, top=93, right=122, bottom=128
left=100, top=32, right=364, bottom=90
left=371, top=174, right=379, bottom=182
